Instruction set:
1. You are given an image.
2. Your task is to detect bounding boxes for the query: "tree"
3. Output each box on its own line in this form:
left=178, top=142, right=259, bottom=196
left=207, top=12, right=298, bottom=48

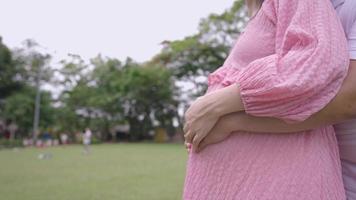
left=151, top=1, right=247, bottom=92
left=14, top=39, right=53, bottom=138
left=57, top=56, right=178, bottom=141
left=149, top=0, right=248, bottom=128
left=55, top=55, right=124, bottom=138
left=118, top=62, right=177, bottom=140
left=0, top=36, right=24, bottom=101
left=2, top=86, right=55, bottom=137
left=0, top=1, right=249, bottom=141
left=0, top=39, right=55, bottom=138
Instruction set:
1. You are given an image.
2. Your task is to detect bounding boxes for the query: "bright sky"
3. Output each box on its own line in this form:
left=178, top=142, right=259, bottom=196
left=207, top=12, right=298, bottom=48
left=0, top=0, right=234, bottom=63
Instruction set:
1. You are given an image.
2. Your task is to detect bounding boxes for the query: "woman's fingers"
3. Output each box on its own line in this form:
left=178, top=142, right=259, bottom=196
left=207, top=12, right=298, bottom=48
left=196, top=139, right=208, bottom=153
left=184, top=141, right=192, bottom=153
left=183, top=121, right=190, bottom=140
left=183, top=122, right=189, bottom=134
left=184, top=141, right=191, bottom=148
left=192, top=134, right=204, bottom=153
left=184, top=130, right=195, bottom=144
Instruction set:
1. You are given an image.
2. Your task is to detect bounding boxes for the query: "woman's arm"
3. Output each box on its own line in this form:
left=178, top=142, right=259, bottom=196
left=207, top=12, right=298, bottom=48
left=227, top=60, right=356, bottom=133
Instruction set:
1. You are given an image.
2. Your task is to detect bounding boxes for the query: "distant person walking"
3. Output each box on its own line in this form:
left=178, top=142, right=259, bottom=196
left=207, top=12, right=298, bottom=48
left=60, top=133, right=69, bottom=145
left=82, top=128, right=92, bottom=154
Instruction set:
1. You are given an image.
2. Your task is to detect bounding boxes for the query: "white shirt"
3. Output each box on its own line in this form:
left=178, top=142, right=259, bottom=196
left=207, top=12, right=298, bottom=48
left=349, top=21, right=356, bottom=59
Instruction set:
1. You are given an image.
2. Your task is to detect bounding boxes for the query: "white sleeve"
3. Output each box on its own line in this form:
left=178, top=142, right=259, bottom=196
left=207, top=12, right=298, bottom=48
left=348, top=21, right=356, bottom=60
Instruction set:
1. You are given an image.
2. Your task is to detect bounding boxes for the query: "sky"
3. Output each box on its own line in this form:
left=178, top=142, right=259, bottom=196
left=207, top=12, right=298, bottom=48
left=0, top=0, right=234, bottom=63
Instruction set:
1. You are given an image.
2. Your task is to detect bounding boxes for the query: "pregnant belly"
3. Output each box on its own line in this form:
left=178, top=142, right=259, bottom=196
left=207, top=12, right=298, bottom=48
left=184, top=128, right=344, bottom=199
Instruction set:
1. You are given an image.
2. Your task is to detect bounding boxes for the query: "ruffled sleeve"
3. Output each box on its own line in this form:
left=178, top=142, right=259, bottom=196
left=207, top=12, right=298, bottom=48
left=235, top=0, right=349, bottom=123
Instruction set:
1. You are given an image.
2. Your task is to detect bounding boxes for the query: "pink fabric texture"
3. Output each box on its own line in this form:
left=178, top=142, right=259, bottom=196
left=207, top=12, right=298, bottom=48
left=183, top=0, right=349, bottom=199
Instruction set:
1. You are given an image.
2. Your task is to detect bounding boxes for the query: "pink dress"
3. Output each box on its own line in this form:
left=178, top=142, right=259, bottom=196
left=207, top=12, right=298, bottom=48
left=183, top=0, right=350, bottom=199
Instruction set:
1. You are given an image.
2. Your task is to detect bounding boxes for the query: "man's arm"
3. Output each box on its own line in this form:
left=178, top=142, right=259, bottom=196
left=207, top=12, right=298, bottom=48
left=225, top=60, right=356, bottom=133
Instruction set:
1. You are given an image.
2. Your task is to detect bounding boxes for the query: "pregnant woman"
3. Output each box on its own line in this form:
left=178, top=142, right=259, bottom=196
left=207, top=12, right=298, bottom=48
left=190, top=0, right=356, bottom=199
left=182, top=0, right=350, bottom=199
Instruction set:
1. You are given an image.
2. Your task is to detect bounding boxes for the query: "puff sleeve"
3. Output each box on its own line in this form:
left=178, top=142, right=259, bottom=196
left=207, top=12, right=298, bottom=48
left=236, top=0, right=349, bottom=122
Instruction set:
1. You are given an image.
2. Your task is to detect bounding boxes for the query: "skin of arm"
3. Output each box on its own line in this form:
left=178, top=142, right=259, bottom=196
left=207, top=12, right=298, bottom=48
left=196, top=60, right=356, bottom=153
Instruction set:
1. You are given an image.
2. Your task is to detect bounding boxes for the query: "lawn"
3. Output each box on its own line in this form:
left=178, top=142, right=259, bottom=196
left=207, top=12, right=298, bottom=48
left=0, top=143, right=188, bottom=200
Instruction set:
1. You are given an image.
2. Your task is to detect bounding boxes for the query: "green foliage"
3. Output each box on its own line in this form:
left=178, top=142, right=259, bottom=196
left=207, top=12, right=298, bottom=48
left=146, top=0, right=248, bottom=129
left=0, top=1, right=247, bottom=141
left=56, top=56, right=177, bottom=140
left=0, top=139, right=23, bottom=148
left=2, top=86, right=55, bottom=136
left=52, top=106, right=80, bottom=134
left=56, top=56, right=124, bottom=137
left=12, top=39, right=53, bottom=86
left=151, top=0, right=247, bottom=98
left=0, top=39, right=55, bottom=136
left=119, top=64, right=178, bottom=140
left=0, top=37, right=24, bottom=100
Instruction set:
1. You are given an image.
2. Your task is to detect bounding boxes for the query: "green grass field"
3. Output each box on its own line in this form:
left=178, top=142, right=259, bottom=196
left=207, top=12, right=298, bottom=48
left=0, top=143, right=188, bottom=200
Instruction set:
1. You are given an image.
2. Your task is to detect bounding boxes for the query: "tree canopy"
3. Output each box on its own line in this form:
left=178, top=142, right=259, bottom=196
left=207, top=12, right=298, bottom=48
left=0, top=0, right=247, bottom=141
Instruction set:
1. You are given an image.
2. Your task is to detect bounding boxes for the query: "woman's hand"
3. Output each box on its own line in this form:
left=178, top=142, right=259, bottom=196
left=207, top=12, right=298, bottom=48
left=183, top=95, right=221, bottom=153
left=184, top=84, right=245, bottom=152
left=184, top=113, right=237, bottom=153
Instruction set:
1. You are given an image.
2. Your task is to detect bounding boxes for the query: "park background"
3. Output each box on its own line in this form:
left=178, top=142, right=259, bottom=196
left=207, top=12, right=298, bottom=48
left=0, top=0, right=249, bottom=199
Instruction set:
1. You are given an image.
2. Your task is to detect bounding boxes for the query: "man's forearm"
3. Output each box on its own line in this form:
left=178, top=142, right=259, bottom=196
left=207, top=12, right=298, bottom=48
left=224, top=111, right=329, bottom=134
left=224, top=60, right=356, bottom=134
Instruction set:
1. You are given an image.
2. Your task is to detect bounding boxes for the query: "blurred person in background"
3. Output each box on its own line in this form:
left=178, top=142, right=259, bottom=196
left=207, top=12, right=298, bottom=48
left=82, top=128, right=92, bottom=155
left=60, top=132, right=69, bottom=146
